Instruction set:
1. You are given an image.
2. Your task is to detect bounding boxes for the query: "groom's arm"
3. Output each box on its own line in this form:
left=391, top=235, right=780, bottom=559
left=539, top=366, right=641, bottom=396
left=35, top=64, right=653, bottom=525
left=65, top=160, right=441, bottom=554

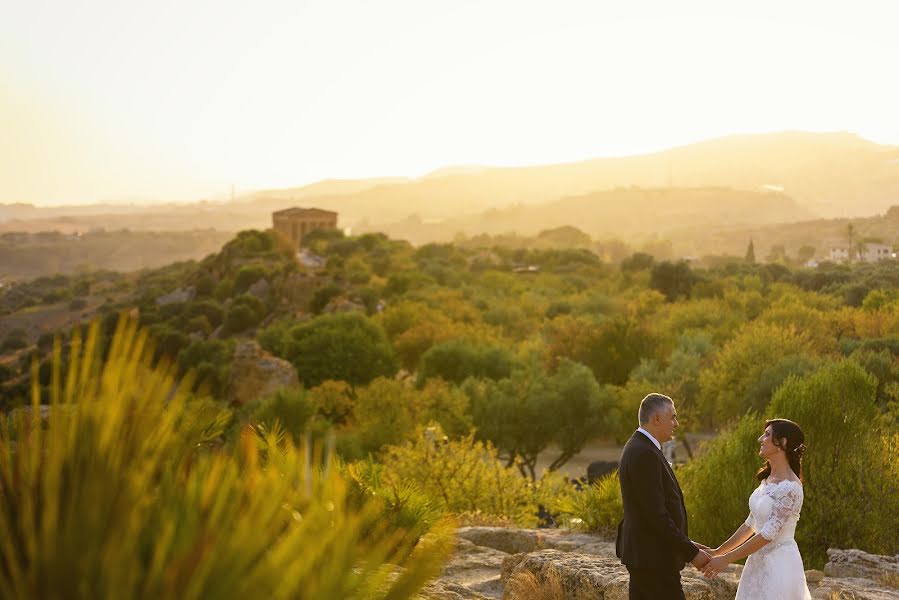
left=630, top=450, right=699, bottom=562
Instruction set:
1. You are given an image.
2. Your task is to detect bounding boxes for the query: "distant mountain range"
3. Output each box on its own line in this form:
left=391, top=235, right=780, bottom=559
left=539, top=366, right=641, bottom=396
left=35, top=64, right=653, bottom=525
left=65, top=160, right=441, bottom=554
left=2, top=131, right=898, bottom=239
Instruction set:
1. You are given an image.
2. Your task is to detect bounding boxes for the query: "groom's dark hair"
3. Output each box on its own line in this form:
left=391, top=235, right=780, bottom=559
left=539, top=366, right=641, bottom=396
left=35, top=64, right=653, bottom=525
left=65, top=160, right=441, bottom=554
left=638, top=393, right=673, bottom=425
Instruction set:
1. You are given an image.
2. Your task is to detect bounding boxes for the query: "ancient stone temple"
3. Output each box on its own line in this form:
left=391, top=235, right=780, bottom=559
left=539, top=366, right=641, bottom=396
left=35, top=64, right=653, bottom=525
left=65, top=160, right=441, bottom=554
left=272, top=207, right=338, bottom=249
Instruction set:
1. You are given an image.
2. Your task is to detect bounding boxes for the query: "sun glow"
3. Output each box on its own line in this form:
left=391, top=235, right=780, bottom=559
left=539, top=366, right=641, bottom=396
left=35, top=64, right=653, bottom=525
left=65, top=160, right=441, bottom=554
left=2, top=0, right=898, bottom=204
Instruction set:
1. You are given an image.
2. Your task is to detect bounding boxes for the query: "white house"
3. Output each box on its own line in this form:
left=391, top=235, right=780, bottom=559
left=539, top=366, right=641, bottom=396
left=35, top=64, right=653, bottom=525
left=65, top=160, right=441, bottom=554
left=829, top=243, right=894, bottom=263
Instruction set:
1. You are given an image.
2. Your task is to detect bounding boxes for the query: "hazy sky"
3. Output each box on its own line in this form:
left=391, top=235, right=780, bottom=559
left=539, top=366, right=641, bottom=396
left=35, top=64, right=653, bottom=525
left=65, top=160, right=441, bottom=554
left=2, top=0, right=898, bottom=205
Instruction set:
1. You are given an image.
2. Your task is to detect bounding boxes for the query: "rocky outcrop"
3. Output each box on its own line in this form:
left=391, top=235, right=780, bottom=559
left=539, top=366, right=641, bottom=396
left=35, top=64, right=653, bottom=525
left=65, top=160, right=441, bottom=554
left=501, top=549, right=738, bottom=600
left=228, top=341, right=299, bottom=406
left=322, top=298, right=366, bottom=314
left=824, top=548, right=899, bottom=582
left=155, top=286, right=195, bottom=306
left=423, top=529, right=899, bottom=600
left=457, top=527, right=616, bottom=557
left=810, top=549, right=899, bottom=599
left=247, top=278, right=270, bottom=299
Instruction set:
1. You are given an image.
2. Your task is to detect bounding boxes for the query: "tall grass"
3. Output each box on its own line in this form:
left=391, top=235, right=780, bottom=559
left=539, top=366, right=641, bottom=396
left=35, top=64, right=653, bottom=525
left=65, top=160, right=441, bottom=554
left=0, top=317, right=453, bottom=599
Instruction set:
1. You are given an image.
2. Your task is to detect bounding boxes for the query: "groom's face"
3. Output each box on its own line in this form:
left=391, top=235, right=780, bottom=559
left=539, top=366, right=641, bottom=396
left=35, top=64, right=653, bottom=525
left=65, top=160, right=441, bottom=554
left=654, top=403, right=679, bottom=443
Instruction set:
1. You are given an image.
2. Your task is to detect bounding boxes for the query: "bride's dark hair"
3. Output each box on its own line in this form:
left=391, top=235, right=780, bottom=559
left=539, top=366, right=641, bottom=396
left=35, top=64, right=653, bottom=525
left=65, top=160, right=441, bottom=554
left=756, top=418, right=806, bottom=482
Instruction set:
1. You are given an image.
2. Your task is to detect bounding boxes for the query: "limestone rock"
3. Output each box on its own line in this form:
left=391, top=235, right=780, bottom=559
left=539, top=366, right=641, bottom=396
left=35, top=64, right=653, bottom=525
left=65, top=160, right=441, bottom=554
left=418, top=580, right=494, bottom=600
left=805, top=569, right=825, bottom=584
left=457, top=528, right=543, bottom=555
left=323, top=298, right=366, bottom=314
left=458, top=527, right=616, bottom=558
left=501, top=549, right=738, bottom=600
left=155, top=286, right=195, bottom=306
left=812, top=577, right=899, bottom=599
left=247, top=278, right=270, bottom=299
left=424, top=538, right=507, bottom=599
left=825, top=548, right=899, bottom=583
left=228, top=340, right=299, bottom=406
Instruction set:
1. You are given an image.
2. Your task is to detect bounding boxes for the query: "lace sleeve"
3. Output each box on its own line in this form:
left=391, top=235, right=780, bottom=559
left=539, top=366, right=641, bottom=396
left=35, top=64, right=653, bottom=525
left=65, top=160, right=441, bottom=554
left=758, top=482, right=803, bottom=541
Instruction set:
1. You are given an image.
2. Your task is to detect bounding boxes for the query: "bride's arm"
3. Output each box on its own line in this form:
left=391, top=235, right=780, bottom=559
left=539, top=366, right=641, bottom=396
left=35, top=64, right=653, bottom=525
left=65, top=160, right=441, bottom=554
left=711, top=523, right=754, bottom=555
left=704, top=534, right=770, bottom=576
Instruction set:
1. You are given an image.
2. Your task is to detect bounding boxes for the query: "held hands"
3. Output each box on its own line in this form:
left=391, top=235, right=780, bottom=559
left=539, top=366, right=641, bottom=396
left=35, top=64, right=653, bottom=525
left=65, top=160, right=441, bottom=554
left=702, top=555, right=731, bottom=579
left=690, top=549, right=711, bottom=569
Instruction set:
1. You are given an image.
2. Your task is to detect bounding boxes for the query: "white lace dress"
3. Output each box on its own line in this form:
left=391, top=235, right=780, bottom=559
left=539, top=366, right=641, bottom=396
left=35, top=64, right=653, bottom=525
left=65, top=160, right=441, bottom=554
left=735, top=479, right=812, bottom=600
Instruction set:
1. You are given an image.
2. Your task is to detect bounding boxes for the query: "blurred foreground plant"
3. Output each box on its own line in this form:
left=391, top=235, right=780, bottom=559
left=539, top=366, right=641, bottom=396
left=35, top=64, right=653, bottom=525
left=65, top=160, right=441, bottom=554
left=0, top=317, right=453, bottom=599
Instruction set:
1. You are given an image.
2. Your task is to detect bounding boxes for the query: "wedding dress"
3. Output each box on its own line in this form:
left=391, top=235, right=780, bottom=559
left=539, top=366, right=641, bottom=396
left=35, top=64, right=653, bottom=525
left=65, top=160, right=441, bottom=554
left=735, top=479, right=812, bottom=600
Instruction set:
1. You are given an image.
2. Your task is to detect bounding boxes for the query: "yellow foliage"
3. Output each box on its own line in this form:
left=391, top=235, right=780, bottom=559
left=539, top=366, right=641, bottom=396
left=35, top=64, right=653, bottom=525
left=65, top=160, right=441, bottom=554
left=0, top=318, right=453, bottom=599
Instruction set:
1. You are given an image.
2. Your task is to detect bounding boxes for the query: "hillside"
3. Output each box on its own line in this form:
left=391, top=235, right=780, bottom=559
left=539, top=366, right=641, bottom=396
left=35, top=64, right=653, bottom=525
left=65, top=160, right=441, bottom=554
left=3, top=132, right=898, bottom=237
left=358, top=187, right=811, bottom=245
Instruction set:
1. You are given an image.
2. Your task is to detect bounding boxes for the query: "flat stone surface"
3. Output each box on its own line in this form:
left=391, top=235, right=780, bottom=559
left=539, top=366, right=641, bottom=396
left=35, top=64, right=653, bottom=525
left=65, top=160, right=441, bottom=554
left=435, top=530, right=899, bottom=600
left=501, top=549, right=738, bottom=600
left=825, top=548, right=899, bottom=582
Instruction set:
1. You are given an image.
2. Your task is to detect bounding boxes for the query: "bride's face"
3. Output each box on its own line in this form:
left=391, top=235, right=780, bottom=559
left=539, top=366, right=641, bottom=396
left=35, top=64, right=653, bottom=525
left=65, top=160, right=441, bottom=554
left=757, top=425, right=781, bottom=459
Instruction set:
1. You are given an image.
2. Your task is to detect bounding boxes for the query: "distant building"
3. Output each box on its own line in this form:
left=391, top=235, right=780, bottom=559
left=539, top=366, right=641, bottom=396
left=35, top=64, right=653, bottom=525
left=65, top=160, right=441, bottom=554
left=829, top=243, right=893, bottom=263
left=272, top=207, right=338, bottom=249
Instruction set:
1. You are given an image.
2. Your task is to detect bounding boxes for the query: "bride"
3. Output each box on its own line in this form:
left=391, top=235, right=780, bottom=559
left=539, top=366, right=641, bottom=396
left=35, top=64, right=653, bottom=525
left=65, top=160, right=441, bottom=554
left=698, top=418, right=811, bottom=600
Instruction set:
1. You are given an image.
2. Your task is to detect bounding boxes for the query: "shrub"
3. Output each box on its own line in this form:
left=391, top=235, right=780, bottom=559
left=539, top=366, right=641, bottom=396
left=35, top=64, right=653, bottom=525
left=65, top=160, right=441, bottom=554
left=379, top=425, right=541, bottom=526
left=310, top=283, right=342, bottom=314
left=223, top=304, right=258, bottom=334
left=650, top=260, right=696, bottom=301
left=68, top=298, right=88, bottom=310
left=467, top=360, right=616, bottom=478
left=0, top=318, right=453, bottom=599
left=282, top=313, right=397, bottom=388
left=556, top=472, right=623, bottom=535
left=682, top=360, right=899, bottom=568
left=0, top=336, right=28, bottom=353
left=234, top=265, right=268, bottom=293
left=417, top=340, right=515, bottom=386
left=250, top=387, right=315, bottom=444
left=696, top=322, right=818, bottom=427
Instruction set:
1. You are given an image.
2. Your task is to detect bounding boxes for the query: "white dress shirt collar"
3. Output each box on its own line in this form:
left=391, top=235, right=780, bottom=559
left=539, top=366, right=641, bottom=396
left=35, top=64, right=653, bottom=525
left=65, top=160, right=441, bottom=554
left=636, top=427, right=662, bottom=451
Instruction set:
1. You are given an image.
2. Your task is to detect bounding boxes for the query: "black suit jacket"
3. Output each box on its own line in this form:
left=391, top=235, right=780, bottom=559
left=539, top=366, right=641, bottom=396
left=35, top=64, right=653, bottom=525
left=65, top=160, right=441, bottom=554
left=615, top=430, right=699, bottom=571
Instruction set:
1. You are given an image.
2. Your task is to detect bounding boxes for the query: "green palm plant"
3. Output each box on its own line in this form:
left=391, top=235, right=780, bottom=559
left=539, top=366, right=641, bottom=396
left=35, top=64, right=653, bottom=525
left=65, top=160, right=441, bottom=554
left=0, top=317, right=453, bottom=599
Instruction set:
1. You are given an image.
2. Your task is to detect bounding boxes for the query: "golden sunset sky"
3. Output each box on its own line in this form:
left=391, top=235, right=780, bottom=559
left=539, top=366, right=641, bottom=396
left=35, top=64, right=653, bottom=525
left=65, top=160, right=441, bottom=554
left=1, top=0, right=897, bottom=205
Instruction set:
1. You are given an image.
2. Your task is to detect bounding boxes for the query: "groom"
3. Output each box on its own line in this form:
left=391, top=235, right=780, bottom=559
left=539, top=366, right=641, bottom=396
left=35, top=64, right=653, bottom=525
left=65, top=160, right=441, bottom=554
left=616, top=393, right=710, bottom=599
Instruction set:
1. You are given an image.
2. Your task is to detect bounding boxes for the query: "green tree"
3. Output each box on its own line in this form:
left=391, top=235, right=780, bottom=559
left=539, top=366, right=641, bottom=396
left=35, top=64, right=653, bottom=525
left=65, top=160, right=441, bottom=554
left=697, top=322, right=818, bottom=427
left=417, top=340, right=515, bottom=386
left=283, top=313, right=397, bottom=388
left=797, top=245, right=815, bottom=264
left=649, top=260, right=696, bottom=302
left=744, top=239, right=756, bottom=264
left=621, top=252, right=655, bottom=272
left=467, top=360, right=613, bottom=478
left=546, top=316, right=655, bottom=386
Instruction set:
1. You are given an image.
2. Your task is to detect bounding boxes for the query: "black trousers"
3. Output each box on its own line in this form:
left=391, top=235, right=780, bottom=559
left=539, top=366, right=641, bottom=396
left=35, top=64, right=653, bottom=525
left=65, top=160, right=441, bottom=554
left=626, top=566, right=686, bottom=600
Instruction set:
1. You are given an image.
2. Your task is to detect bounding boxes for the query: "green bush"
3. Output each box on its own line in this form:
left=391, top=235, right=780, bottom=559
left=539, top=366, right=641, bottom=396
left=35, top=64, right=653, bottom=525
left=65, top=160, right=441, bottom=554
left=379, top=425, right=543, bottom=526
left=250, top=387, right=315, bottom=444
left=682, top=360, right=899, bottom=568
left=679, top=414, right=762, bottom=549
left=234, top=265, right=268, bottom=293
left=310, top=283, right=342, bottom=314
left=466, top=360, right=616, bottom=478
left=0, top=336, right=28, bottom=353
left=557, top=472, right=623, bottom=535
left=282, top=313, right=397, bottom=388
left=697, top=322, right=818, bottom=426
left=0, top=318, right=453, bottom=599
left=417, top=340, right=515, bottom=386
